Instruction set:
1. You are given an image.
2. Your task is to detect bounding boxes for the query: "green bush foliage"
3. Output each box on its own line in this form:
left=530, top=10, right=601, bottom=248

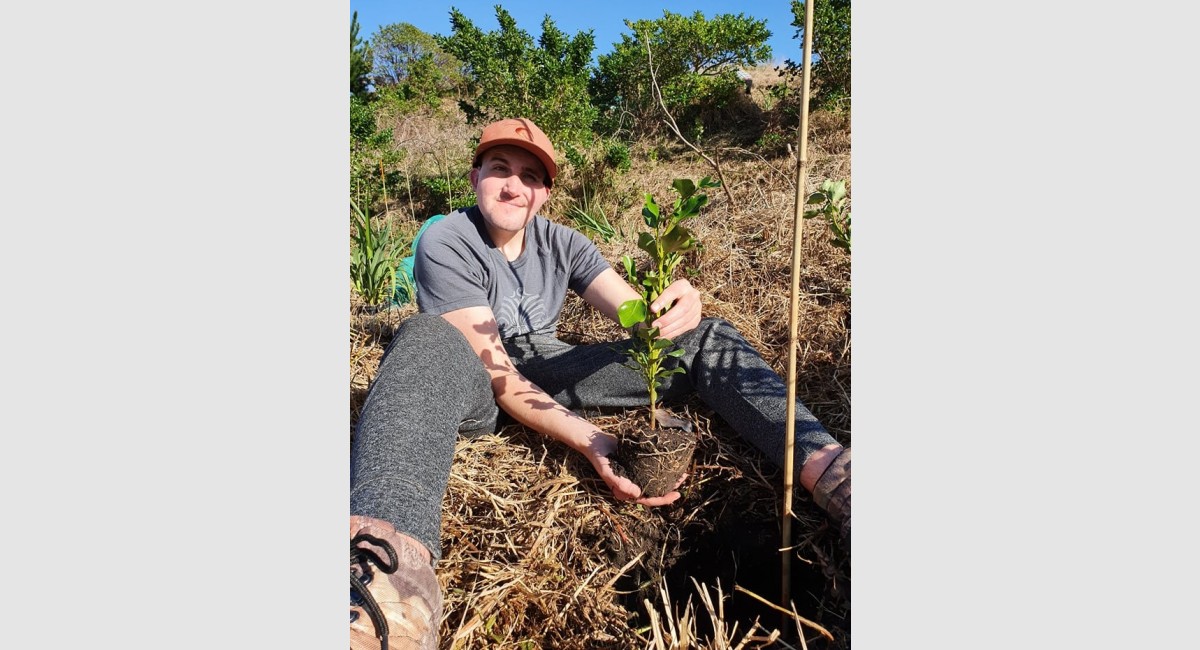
left=561, top=136, right=632, bottom=207
left=804, top=179, right=851, bottom=252
left=369, top=22, right=464, bottom=110
left=783, top=0, right=851, bottom=110
left=423, top=175, right=474, bottom=214
left=350, top=96, right=404, bottom=207
left=591, top=11, right=771, bottom=137
left=605, top=141, right=632, bottom=173
left=755, top=131, right=788, bottom=155
left=437, top=7, right=597, bottom=149
left=351, top=11, right=373, bottom=100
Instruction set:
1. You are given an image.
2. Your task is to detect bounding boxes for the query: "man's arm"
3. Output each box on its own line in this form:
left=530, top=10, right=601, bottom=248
left=580, top=268, right=703, bottom=340
left=439, top=305, right=680, bottom=507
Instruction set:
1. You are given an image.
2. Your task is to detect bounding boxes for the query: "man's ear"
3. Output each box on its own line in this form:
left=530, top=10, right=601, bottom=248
left=468, top=167, right=479, bottom=188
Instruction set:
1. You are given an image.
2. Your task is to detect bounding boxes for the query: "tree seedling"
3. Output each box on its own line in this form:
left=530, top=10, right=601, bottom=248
left=617, top=176, right=720, bottom=422
left=608, top=177, right=719, bottom=498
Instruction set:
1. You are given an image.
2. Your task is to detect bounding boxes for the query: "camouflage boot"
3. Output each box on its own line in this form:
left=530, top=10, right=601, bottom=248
left=812, top=447, right=851, bottom=542
left=350, top=516, right=441, bottom=650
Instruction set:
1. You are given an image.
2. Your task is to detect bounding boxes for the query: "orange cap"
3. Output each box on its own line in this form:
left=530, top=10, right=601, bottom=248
left=474, top=118, right=558, bottom=186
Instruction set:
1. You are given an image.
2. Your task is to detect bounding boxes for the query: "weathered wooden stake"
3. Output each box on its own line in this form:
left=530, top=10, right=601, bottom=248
left=781, top=0, right=816, bottom=631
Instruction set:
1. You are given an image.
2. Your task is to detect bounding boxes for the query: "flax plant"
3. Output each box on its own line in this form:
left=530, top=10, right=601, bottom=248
left=350, top=198, right=402, bottom=306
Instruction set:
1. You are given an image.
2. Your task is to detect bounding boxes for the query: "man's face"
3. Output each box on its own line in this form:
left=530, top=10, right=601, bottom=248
left=470, top=145, right=550, bottom=236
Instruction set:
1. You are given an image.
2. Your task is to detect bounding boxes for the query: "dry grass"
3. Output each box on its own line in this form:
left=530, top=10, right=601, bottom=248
left=351, top=91, right=851, bottom=648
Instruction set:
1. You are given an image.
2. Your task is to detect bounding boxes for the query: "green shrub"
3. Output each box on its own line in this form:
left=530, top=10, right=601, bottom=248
left=755, top=131, right=787, bottom=155
left=783, top=0, right=851, bottom=111
left=560, top=137, right=632, bottom=217
left=350, top=96, right=404, bottom=208
left=350, top=198, right=403, bottom=306
left=604, top=142, right=631, bottom=173
left=804, top=179, right=851, bottom=252
left=591, top=11, right=771, bottom=137
left=438, top=7, right=597, bottom=149
left=423, top=175, right=473, bottom=213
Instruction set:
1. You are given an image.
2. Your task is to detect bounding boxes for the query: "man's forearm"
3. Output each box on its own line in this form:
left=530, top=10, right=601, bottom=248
left=437, top=306, right=609, bottom=459
left=489, top=370, right=605, bottom=455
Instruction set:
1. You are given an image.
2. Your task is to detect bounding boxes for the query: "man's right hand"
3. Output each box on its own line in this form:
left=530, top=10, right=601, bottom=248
left=582, top=430, right=684, bottom=507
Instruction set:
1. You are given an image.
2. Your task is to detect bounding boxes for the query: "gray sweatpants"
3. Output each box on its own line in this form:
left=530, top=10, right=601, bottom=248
left=350, top=314, right=836, bottom=561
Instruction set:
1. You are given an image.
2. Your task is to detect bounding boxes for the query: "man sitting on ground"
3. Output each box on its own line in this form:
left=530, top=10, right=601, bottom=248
left=349, top=117, right=850, bottom=650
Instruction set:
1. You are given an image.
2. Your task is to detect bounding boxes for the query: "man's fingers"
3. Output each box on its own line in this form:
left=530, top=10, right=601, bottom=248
left=601, top=471, right=642, bottom=502
left=635, top=490, right=681, bottom=507
left=606, top=473, right=682, bottom=507
left=655, top=306, right=700, bottom=340
left=631, top=473, right=687, bottom=507
left=650, top=280, right=701, bottom=339
left=650, top=279, right=693, bottom=313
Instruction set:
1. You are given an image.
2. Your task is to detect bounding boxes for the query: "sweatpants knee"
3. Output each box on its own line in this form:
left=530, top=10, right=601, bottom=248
left=383, top=313, right=478, bottom=369
left=679, top=317, right=743, bottom=351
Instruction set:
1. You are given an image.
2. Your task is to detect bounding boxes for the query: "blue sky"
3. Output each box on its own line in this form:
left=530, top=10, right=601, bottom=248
left=349, top=0, right=805, bottom=67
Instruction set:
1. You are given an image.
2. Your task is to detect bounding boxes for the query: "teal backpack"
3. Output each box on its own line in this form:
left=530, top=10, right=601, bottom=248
left=392, top=213, right=447, bottom=306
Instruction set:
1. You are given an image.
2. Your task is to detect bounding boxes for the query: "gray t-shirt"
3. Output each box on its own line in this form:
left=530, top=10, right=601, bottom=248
left=414, top=206, right=611, bottom=339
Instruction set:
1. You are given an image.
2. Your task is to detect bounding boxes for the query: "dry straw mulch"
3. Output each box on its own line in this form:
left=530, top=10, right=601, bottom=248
left=352, top=95, right=851, bottom=649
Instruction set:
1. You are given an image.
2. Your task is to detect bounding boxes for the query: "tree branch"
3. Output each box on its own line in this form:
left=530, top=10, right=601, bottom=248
left=643, top=36, right=736, bottom=206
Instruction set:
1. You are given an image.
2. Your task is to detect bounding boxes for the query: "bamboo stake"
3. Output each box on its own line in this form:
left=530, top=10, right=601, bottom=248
left=781, top=0, right=816, bottom=629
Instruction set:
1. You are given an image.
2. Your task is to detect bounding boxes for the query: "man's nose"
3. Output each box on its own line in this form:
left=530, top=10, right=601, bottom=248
left=501, top=174, right=524, bottom=193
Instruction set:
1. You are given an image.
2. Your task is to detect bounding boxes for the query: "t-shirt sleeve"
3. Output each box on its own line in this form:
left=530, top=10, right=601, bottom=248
left=563, top=227, right=613, bottom=295
left=413, top=222, right=491, bottom=315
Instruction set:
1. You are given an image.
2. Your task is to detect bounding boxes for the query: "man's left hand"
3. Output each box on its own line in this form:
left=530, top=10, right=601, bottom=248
left=650, top=278, right=702, bottom=340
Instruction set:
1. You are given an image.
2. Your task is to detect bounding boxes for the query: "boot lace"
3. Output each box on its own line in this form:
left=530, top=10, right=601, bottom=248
left=350, top=533, right=399, bottom=650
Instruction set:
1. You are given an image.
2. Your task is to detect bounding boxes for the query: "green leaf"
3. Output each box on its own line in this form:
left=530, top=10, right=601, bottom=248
left=672, top=178, right=697, bottom=201
left=637, top=232, right=658, bottom=261
left=618, top=299, right=648, bottom=329
left=652, top=337, right=675, bottom=350
left=621, top=254, right=636, bottom=281
left=806, top=192, right=826, bottom=205
left=660, top=224, right=695, bottom=253
left=642, top=194, right=660, bottom=227
left=667, top=348, right=686, bottom=358
left=679, top=196, right=696, bottom=217
left=823, top=179, right=847, bottom=204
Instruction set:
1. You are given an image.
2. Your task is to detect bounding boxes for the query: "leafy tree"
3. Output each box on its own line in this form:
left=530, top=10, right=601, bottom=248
left=351, top=11, right=373, bottom=100
left=437, top=6, right=597, bottom=148
left=785, top=0, right=851, bottom=109
left=369, top=22, right=464, bottom=98
left=350, top=96, right=403, bottom=207
left=592, top=11, right=771, bottom=136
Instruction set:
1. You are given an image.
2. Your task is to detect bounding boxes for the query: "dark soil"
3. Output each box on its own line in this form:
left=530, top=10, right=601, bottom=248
left=593, top=405, right=851, bottom=648
left=607, top=408, right=697, bottom=498
left=601, top=484, right=851, bottom=649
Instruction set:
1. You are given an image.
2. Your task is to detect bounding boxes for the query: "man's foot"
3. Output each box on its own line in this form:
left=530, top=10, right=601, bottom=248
left=812, top=447, right=850, bottom=541
left=350, top=516, right=441, bottom=650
